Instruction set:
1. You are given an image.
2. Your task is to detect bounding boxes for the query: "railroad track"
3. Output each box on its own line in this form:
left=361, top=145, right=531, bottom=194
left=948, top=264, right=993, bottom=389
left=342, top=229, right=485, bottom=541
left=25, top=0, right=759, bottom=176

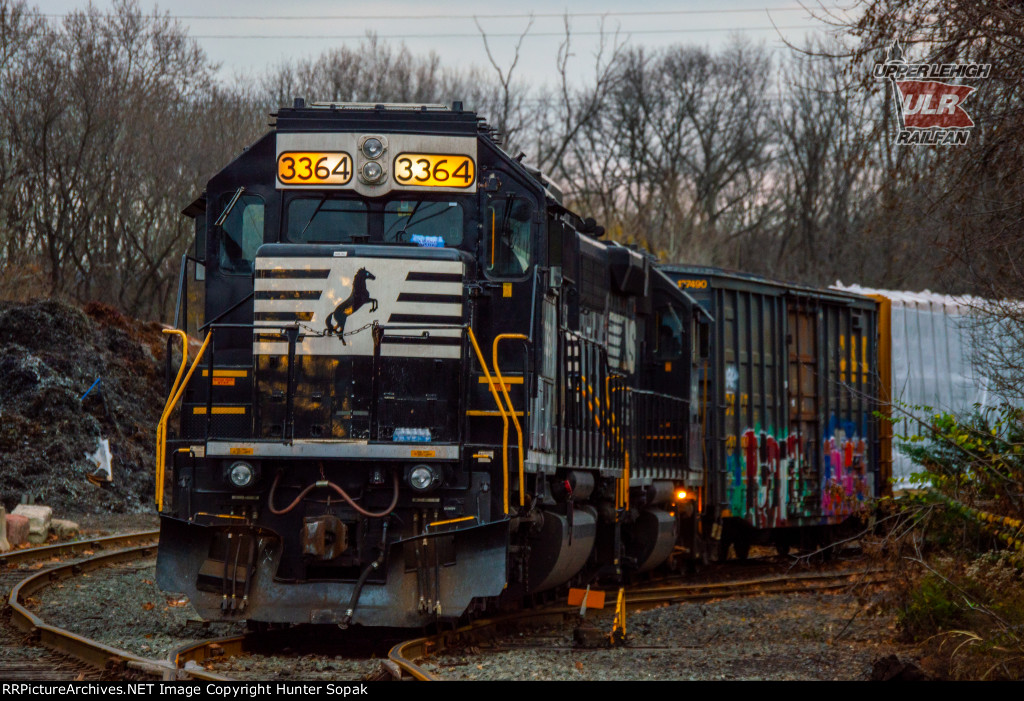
left=172, top=565, right=891, bottom=681
left=1, top=530, right=230, bottom=681
left=385, top=567, right=892, bottom=680
left=625, top=567, right=890, bottom=607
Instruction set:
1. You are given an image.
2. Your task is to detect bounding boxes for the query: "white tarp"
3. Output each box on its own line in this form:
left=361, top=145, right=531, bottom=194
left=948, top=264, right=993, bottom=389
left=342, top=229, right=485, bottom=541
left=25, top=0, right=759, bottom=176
left=833, top=283, right=1020, bottom=489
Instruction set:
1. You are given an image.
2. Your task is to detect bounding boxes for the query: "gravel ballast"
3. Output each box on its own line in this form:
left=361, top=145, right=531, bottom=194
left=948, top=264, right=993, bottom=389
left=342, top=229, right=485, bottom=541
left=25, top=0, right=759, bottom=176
left=423, top=591, right=912, bottom=681
left=33, top=549, right=914, bottom=680
left=35, top=559, right=243, bottom=661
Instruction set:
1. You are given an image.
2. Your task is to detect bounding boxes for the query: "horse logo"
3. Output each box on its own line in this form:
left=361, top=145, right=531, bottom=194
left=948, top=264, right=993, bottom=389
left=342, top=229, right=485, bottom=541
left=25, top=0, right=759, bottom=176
left=325, top=267, right=378, bottom=344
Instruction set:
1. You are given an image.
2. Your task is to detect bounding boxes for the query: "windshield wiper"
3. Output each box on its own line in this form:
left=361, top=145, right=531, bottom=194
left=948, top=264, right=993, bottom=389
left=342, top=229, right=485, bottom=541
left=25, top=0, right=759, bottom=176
left=215, top=187, right=246, bottom=227
left=385, top=200, right=424, bottom=241
left=404, top=207, right=452, bottom=232
left=297, top=195, right=329, bottom=240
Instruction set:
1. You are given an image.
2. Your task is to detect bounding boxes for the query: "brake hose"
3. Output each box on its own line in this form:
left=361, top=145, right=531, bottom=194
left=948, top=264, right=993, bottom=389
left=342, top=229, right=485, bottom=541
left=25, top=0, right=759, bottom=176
left=267, top=470, right=400, bottom=518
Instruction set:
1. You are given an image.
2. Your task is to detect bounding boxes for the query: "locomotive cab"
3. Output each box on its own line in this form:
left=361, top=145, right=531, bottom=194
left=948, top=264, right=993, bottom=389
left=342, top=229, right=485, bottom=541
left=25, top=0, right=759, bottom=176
left=157, top=101, right=706, bottom=628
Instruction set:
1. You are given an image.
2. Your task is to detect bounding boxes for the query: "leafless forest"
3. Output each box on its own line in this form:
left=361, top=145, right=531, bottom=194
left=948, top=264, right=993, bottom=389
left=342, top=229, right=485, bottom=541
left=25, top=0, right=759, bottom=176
left=0, top=0, right=1021, bottom=321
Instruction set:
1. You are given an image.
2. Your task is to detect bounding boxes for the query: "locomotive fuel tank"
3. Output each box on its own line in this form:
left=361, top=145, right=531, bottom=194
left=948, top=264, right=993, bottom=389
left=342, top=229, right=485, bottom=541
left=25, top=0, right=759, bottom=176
left=525, top=506, right=598, bottom=592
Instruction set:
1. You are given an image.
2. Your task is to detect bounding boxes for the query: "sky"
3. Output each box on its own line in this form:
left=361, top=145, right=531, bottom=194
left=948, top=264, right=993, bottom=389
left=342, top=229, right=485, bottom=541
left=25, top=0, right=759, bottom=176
left=39, top=1, right=853, bottom=87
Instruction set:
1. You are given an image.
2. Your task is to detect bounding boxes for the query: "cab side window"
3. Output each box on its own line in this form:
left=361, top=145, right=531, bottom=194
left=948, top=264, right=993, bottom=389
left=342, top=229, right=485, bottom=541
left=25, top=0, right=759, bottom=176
left=655, top=306, right=684, bottom=361
left=485, top=193, right=534, bottom=278
left=218, top=193, right=264, bottom=275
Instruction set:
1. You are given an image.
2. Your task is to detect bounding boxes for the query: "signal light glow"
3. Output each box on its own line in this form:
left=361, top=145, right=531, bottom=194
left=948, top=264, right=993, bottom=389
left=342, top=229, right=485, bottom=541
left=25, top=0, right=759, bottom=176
left=676, top=489, right=687, bottom=501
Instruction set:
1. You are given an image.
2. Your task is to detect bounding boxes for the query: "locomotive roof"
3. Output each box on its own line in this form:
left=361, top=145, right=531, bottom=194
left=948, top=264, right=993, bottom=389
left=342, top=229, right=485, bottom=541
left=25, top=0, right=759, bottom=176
left=271, top=100, right=484, bottom=136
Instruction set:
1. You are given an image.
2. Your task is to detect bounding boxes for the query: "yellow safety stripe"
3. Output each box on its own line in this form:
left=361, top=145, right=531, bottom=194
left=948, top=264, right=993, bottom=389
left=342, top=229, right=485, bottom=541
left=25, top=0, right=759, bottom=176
left=201, top=369, right=248, bottom=377
left=192, top=406, right=247, bottom=415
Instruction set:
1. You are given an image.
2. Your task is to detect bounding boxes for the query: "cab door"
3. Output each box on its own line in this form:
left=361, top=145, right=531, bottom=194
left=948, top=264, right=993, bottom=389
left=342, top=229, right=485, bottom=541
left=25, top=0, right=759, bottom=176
left=467, top=175, right=539, bottom=447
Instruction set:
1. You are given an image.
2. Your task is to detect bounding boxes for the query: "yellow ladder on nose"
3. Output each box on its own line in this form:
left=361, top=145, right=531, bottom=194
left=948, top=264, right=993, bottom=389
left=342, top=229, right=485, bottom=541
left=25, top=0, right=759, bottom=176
left=465, top=328, right=527, bottom=515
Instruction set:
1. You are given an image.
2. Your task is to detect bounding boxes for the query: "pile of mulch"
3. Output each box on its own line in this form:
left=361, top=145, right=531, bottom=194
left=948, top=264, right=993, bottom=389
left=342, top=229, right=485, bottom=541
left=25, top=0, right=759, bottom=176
left=0, top=300, right=168, bottom=515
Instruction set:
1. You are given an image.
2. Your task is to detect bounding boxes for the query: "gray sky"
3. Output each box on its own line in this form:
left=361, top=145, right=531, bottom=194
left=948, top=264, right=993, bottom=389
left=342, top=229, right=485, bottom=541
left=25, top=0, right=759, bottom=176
left=41, top=1, right=850, bottom=86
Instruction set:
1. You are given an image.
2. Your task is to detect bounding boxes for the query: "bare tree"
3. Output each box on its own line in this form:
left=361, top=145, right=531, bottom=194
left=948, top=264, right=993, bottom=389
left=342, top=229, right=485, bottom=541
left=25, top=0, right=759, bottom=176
left=563, top=40, right=775, bottom=264
left=0, top=0, right=239, bottom=317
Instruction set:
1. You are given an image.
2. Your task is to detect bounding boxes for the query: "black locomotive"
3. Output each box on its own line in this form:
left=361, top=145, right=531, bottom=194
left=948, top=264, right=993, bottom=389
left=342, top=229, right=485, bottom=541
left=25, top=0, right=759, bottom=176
left=156, top=101, right=716, bottom=627
left=156, top=102, right=885, bottom=628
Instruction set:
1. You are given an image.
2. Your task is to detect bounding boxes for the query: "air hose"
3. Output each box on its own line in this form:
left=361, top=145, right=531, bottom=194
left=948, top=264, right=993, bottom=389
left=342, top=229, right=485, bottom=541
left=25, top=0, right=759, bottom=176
left=339, top=521, right=389, bottom=629
left=268, top=470, right=400, bottom=517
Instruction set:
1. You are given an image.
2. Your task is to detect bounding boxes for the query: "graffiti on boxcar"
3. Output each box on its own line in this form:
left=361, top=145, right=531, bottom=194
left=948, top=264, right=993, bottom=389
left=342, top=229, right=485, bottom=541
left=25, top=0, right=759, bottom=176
left=821, top=418, right=873, bottom=519
left=725, top=428, right=822, bottom=528
left=724, top=425, right=872, bottom=529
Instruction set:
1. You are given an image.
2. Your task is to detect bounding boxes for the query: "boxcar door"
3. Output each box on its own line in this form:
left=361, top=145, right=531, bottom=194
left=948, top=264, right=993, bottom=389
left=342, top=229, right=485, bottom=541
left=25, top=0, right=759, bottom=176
left=787, top=300, right=821, bottom=522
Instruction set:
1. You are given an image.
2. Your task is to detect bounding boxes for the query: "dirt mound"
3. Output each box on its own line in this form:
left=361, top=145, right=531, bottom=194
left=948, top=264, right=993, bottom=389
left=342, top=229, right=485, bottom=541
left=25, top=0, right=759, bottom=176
left=0, top=300, right=167, bottom=516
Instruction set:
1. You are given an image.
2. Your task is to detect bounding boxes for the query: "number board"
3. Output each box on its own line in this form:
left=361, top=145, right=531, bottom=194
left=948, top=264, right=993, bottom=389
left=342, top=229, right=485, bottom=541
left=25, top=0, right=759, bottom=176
left=394, top=153, right=475, bottom=189
left=278, top=152, right=352, bottom=186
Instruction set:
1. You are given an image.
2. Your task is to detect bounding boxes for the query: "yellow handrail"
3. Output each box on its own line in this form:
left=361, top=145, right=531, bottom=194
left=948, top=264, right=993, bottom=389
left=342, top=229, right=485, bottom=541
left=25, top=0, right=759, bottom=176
left=623, top=449, right=630, bottom=512
left=465, top=326, right=512, bottom=515
left=155, top=331, right=212, bottom=511
left=493, top=333, right=528, bottom=508
left=156, top=330, right=188, bottom=510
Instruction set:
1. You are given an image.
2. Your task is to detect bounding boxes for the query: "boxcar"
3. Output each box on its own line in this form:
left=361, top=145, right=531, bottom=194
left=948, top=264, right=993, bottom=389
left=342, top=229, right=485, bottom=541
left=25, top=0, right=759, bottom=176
left=662, top=265, right=883, bottom=557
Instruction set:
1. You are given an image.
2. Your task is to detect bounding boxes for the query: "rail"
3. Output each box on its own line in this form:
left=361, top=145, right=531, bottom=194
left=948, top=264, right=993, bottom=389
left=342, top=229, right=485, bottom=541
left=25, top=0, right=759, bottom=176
left=3, top=530, right=230, bottom=681
left=161, top=564, right=891, bottom=680
left=382, top=567, right=891, bottom=679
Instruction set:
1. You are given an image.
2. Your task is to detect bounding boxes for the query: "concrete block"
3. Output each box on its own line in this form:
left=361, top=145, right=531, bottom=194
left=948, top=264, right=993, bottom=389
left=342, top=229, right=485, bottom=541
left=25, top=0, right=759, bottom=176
left=12, top=504, right=52, bottom=544
left=50, top=519, right=79, bottom=539
left=0, top=507, right=10, bottom=553
left=6, top=513, right=29, bottom=547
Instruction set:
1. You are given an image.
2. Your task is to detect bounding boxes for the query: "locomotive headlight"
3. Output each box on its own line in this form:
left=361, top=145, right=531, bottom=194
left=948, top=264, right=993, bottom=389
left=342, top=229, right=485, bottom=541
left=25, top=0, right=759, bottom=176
left=408, top=464, right=439, bottom=492
left=229, top=461, right=255, bottom=488
left=361, top=161, right=384, bottom=182
left=362, top=137, right=384, bottom=159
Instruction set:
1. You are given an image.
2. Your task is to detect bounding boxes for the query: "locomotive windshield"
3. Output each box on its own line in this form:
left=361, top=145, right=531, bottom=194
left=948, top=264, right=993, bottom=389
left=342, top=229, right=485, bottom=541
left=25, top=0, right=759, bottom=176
left=285, top=195, right=467, bottom=247
left=383, top=200, right=464, bottom=245
left=287, top=196, right=369, bottom=243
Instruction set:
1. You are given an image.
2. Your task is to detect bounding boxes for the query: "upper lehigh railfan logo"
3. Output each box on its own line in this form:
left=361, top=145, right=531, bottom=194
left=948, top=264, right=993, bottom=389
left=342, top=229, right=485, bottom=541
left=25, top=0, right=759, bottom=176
left=873, top=41, right=990, bottom=146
